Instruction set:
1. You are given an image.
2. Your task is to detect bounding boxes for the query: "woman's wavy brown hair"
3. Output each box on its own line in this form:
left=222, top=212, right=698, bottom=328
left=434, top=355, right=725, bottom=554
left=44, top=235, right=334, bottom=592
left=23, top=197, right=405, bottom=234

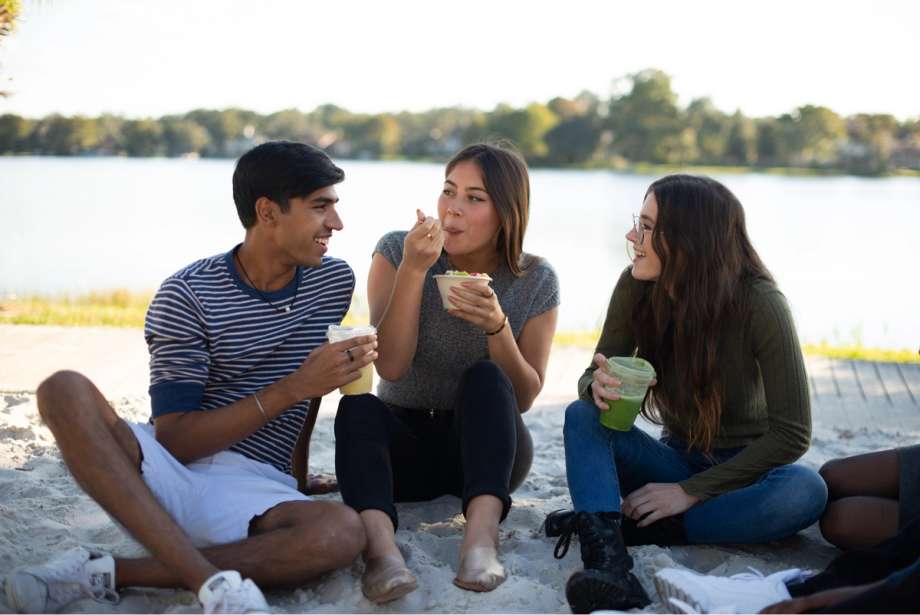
left=634, top=174, right=774, bottom=452
left=446, top=141, right=531, bottom=276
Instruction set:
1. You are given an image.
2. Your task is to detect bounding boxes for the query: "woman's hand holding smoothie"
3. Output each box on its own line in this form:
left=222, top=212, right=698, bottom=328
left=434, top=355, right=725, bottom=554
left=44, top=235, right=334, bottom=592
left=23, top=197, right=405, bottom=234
left=591, top=353, right=622, bottom=410
left=590, top=353, right=657, bottom=411
left=403, top=209, right=444, bottom=274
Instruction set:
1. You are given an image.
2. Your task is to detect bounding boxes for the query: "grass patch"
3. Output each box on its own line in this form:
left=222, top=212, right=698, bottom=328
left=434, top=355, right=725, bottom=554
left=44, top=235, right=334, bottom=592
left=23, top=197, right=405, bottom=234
left=0, top=290, right=369, bottom=329
left=0, top=290, right=152, bottom=327
left=802, top=342, right=920, bottom=364
left=553, top=330, right=602, bottom=348
left=554, top=330, right=919, bottom=364
left=3, top=296, right=916, bottom=364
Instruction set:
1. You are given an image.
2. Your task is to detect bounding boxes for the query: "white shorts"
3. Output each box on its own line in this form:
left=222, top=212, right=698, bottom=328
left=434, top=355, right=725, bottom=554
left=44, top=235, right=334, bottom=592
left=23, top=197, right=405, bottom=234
left=128, top=422, right=310, bottom=547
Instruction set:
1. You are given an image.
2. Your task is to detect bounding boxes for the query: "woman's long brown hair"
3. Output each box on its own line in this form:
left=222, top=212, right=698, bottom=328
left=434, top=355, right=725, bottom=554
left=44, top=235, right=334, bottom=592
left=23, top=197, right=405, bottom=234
left=634, top=174, right=774, bottom=452
left=445, top=142, right=531, bottom=276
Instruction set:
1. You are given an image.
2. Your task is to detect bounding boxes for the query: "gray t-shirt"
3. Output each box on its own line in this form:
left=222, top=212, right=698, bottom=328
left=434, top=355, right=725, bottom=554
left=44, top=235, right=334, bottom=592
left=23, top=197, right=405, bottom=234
left=374, top=230, right=560, bottom=411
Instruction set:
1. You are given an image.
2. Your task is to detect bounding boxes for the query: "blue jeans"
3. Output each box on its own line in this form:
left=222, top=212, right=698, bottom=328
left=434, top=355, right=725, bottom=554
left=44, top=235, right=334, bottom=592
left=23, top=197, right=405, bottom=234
left=563, top=399, right=827, bottom=544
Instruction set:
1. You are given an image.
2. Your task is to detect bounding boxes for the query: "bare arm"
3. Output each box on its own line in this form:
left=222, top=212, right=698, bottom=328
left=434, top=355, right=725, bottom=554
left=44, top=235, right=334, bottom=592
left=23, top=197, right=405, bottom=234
left=371, top=213, right=444, bottom=381
left=487, top=307, right=557, bottom=412
left=154, top=336, right=377, bottom=464
left=448, top=281, right=558, bottom=412
left=369, top=255, right=425, bottom=380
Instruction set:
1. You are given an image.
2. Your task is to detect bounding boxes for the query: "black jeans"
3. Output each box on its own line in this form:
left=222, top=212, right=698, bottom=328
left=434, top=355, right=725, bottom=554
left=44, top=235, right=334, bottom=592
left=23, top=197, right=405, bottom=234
left=334, top=360, right=533, bottom=529
left=787, top=516, right=920, bottom=612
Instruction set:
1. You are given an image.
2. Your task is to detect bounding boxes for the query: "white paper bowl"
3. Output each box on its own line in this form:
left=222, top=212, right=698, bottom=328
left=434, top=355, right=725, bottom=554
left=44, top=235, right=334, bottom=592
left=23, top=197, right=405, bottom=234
left=432, top=274, right=492, bottom=309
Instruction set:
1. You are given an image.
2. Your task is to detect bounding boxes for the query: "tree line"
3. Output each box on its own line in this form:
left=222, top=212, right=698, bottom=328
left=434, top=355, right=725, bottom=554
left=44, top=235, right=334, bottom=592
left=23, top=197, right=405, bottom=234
left=1, top=69, right=918, bottom=176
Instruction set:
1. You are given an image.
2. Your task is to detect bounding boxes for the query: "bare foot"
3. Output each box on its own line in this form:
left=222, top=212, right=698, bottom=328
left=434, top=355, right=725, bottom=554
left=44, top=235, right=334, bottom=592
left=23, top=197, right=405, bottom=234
left=454, top=545, right=506, bottom=592
left=454, top=495, right=505, bottom=592
left=305, top=473, right=338, bottom=494
left=362, top=555, right=417, bottom=604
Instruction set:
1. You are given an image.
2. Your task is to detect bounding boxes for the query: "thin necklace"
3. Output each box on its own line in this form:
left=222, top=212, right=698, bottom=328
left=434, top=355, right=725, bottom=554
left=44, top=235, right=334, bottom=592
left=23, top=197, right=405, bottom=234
left=235, top=250, right=299, bottom=314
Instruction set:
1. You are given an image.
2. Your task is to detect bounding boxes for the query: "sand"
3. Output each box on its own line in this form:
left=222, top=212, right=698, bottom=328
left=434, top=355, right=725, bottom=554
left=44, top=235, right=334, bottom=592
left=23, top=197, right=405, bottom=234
left=1, top=328, right=918, bottom=613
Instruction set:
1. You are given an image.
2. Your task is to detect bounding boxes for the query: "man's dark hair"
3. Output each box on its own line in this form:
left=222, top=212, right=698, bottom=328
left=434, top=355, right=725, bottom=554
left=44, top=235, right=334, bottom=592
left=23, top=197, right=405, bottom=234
left=232, top=141, right=345, bottom=228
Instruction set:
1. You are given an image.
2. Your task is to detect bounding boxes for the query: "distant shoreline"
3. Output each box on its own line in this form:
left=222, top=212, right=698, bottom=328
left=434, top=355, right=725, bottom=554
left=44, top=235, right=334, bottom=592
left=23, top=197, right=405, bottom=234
left=3, top=67, right=919, bottom=179
left=2, top=154, right=919, bottom=179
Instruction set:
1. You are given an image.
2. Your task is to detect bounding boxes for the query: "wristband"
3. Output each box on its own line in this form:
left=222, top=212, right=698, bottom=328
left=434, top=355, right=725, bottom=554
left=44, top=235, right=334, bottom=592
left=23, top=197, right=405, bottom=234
left=253, top=392, right=268, bottom=422
left=486, top=315, right=508, bottom=336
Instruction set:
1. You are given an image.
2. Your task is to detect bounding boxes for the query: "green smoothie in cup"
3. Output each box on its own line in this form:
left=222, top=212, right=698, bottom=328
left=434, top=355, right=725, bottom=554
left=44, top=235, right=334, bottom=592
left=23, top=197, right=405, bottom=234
left=600, top=356, right=656, bottom=431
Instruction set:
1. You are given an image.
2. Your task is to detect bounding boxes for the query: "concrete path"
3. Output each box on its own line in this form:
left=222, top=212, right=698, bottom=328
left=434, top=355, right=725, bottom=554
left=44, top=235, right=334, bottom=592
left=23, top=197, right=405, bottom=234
left=807, top=355, right=920, bottom=430
left=1, top=324, right=918, bottom=430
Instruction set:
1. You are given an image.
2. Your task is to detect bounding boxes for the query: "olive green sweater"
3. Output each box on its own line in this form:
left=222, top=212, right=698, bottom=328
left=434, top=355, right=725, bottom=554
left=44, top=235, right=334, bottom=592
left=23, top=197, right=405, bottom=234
left=578, top=267, right=811, bottom=501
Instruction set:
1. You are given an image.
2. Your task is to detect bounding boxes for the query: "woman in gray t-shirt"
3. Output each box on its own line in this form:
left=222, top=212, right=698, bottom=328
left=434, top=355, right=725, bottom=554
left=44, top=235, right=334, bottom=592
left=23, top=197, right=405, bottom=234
left=335, top=143, right=560, bottom=603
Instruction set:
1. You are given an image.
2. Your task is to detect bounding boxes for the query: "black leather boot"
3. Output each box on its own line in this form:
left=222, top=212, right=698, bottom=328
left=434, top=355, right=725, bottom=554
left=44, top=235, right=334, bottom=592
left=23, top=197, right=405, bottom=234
left=544, top=509, right=575, bottom=538
left=546, top=509, right=688, bottom=546
left=620, top=514, right=687, bottom=546
left=553, top=511, right=650, bottom=613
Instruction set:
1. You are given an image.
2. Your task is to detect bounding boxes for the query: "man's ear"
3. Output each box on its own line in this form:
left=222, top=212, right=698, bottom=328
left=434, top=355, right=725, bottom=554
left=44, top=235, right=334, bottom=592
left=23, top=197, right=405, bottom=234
left=254, top=197, right=280, bottom=226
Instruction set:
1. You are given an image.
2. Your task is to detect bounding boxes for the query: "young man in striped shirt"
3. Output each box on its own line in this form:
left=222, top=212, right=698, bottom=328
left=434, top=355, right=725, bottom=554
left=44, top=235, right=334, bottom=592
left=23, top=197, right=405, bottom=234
left=4, top=142, right=377, bottom=614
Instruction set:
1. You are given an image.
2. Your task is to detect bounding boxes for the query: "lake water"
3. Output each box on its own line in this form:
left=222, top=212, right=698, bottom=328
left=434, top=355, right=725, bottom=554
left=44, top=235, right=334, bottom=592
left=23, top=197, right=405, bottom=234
left=1, top=157, right=918, bottom=350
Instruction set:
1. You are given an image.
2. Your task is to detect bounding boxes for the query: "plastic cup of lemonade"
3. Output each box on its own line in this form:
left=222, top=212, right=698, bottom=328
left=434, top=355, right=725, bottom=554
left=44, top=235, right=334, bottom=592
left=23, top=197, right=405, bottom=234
left=326, top=325, right=377, bottom=395
left=432, top=270, right=493, bottom=309
left=600, top=356, right=656, bottom=430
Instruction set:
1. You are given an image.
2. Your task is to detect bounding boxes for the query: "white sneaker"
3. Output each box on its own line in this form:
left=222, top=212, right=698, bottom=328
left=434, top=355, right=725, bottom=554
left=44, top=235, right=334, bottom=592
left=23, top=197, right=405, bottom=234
left=4, top=546, right=118, bottom=613
left=198, top=570, right=270, bottom=614
left=653, top=567, right=804, bottom=614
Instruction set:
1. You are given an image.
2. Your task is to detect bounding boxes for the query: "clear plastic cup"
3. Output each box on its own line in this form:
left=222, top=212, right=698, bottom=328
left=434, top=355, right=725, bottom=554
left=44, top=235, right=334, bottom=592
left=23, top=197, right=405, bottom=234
left=600, top=356, right=656, bottom=430
left=432, top=272, right=493, bottom=309
left=326, top=325, right=377, bottom=395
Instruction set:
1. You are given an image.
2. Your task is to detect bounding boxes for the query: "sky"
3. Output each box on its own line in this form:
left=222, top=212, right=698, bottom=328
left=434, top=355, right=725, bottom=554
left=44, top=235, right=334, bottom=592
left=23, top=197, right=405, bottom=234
left=0, top=0, right=918, bottom=120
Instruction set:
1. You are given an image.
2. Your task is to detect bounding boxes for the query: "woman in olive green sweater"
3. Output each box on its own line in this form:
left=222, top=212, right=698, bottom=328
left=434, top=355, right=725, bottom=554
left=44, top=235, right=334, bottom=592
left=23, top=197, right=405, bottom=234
left=550, top=174, right=827, bottom=614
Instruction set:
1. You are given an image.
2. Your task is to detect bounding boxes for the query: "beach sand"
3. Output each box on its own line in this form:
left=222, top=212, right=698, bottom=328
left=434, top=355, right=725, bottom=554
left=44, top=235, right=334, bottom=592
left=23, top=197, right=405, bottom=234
left=1, top=326, right=918, bottom=613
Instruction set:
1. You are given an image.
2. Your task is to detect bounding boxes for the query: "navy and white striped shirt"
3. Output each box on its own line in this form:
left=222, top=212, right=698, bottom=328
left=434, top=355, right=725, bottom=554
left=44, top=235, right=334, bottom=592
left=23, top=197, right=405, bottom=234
left=144, top=247, right=354, bottom=473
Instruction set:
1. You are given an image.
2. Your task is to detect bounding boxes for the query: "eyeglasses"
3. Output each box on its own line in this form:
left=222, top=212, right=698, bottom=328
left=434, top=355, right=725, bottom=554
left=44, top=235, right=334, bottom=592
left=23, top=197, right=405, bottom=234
left=632, top=214, right=647, bottom=245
